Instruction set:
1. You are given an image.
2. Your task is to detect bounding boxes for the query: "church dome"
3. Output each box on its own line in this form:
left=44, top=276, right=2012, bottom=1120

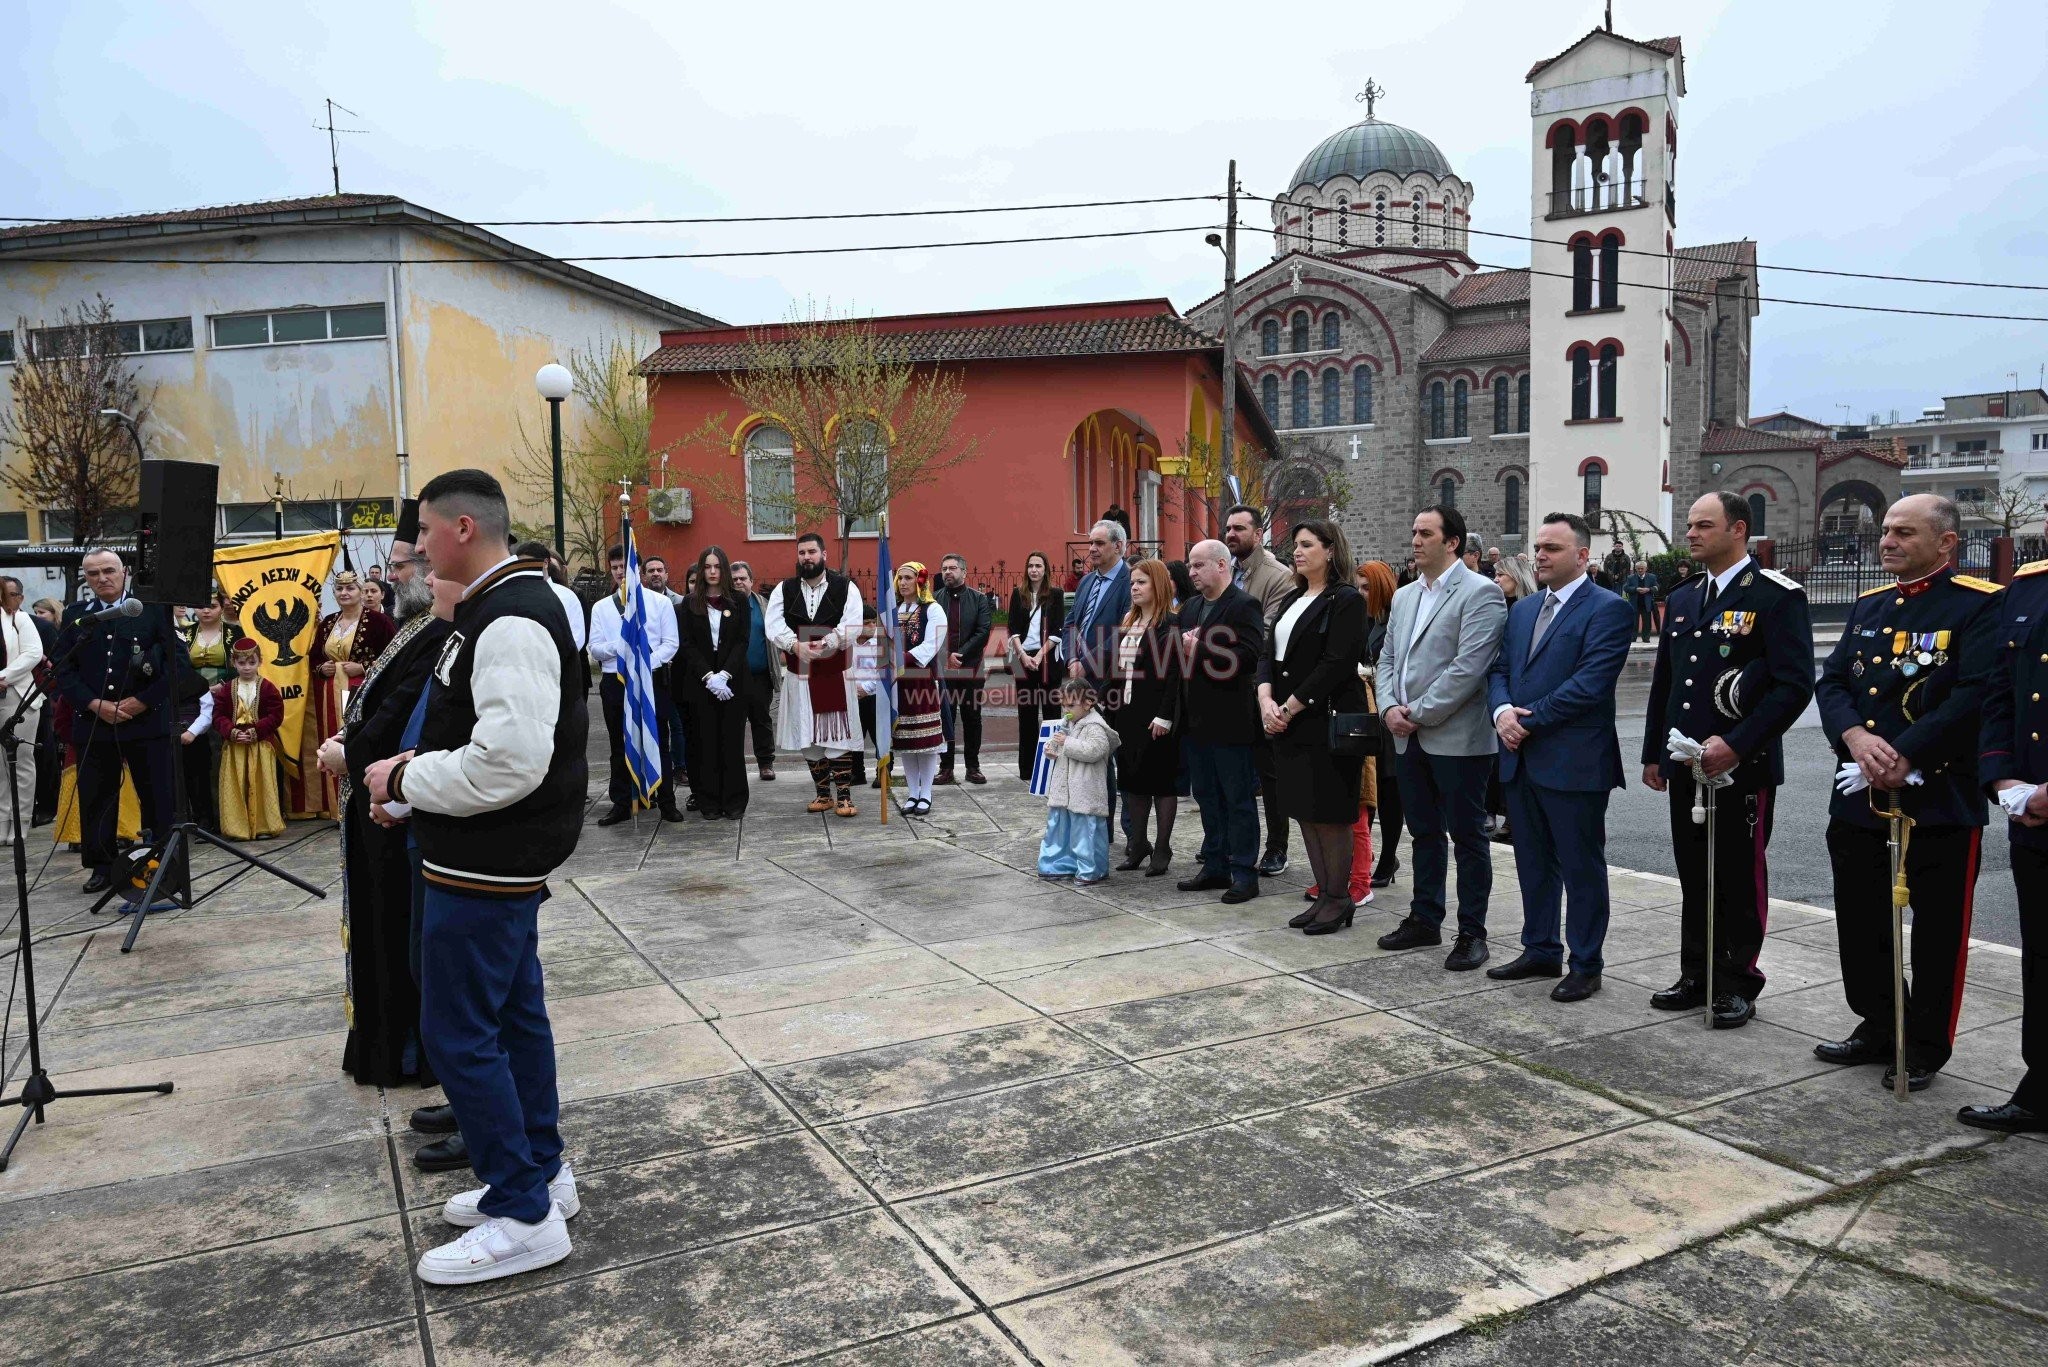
left=1290, top=119, right=1454, bottom=188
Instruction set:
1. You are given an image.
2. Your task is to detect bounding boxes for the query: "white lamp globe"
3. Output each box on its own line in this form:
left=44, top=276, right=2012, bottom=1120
left=534, top=363, right=573, bottom=402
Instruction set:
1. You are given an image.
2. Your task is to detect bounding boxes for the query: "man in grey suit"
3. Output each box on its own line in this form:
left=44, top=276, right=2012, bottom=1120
left=1376, top=504, right=1509, bottom=970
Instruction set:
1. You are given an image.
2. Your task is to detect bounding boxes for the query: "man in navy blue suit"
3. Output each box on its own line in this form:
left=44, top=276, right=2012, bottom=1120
left=1484, top=512, right=1635, bottom=1001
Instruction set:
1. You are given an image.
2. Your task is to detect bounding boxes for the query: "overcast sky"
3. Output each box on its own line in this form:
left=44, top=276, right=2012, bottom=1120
left=7, top=0, right=2045, bottom=423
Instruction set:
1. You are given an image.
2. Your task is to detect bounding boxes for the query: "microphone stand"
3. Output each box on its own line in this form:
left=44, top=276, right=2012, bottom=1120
left=0, top=638, right=172, bottom=1171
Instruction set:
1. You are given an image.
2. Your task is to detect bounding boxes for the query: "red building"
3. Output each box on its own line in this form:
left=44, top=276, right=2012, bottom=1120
left=634, top=299, right=1276, bottom=592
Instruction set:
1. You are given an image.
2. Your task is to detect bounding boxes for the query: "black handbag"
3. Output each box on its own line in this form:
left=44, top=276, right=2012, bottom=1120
left=1328, top=710, right=1381, bottom=756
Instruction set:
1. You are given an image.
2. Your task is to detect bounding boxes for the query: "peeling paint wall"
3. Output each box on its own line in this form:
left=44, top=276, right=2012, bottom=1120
left=0, top=224, right=680, bottom=533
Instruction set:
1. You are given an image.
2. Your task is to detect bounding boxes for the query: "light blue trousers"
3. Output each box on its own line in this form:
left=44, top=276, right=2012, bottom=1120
left=1039, top=807, right=1110, bottom=880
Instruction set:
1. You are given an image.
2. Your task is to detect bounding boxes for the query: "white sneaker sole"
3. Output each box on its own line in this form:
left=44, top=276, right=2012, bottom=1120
left=416, top=1230, right=572, bottom=1286
left=444, top=1184, right=581, bottom=1229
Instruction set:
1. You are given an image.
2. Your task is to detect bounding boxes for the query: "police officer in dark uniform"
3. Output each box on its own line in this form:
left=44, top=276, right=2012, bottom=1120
left=55, top=548, right=188, bottom=894
left=1642, top=492, right=1814, bottom=1028
left=1814, top=493, right=1999, bottom=1092
left=1968, top=557, right=2048, bottom=1131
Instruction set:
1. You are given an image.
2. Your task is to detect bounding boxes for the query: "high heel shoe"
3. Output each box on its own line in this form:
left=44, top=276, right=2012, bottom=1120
left=1288, top=896, right=1327, bottom=930
left=1115, top=845, right=1152, bottom=872
left=1302, top=900, right=1356, bottom=936
left=1145, top=845, right=1171, bottom=877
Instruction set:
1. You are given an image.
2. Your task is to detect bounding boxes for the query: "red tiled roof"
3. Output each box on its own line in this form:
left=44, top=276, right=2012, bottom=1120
left=1421, top=319, right=1529, bottom=366
left=1701, top=425, right=1817, bottom=455
left=1526, top=32, right=1682, bottom=82
left=1820, top=436, right=1906, bottom=470
left=1675, top=241, right=1757, bottom=294
left=0, top=194, right=403, bottom=241
left=638, top=313, right=1221, bottom=374
left=1447, top=270, right=1530, bottom=308
left=1750, top=410, right=1829, bottom=432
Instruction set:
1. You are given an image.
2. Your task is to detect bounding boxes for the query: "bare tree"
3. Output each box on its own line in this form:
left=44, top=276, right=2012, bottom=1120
left=509, top=334, right=672, bottom=574
left=0, top=297, right=149, bottom=545
left=685, top=303, right=981, bottom=571
left=1965, top=478, right=2047, bottom=538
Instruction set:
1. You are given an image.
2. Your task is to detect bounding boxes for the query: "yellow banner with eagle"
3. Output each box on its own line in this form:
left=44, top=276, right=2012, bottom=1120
left=213, top=532, right=341, bottom=779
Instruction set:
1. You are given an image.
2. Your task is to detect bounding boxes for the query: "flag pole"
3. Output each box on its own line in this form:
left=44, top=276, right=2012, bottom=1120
left=878, top=512, right=892, bottom=824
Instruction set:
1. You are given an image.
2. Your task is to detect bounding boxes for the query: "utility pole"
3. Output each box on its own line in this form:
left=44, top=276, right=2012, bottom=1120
left=1218, top=159, right=1239, bottom=503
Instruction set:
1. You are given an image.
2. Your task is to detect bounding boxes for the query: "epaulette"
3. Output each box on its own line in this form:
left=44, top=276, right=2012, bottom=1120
left=2014, top=559, right=2048, bottom=579
left=1758, top=567, right=1803, bottom=592
left=1857, top=584, right=1893, bottom=599
left=1953, top=574, right=2000, bottom=593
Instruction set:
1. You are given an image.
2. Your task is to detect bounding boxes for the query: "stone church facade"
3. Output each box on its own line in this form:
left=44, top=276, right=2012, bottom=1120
left=1186, top=26, right=1819, bottom=564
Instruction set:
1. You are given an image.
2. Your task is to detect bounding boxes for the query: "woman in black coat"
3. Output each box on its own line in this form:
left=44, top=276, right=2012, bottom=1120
left=1110, top=559, right=1184, bottom=875
left=1005, top=551, right=1066, bottom=781
left=678, top=545, right=752, bottom=820
left=1258, top=519, right=1370, bottom=935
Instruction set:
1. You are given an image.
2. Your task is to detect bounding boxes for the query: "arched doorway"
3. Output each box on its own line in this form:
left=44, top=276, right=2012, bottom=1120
left=1818, top=479, right=1886, bottom=534
left=1065, top=408, right=1163, bottom=555
left=1267, top=458, right=1333, bottom=547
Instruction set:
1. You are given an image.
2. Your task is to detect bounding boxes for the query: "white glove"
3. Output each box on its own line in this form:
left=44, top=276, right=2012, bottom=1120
left=1665, top=729, right=1734, bottom=789
left=1999, top=784, right=2040, bottom=819
left=705, top=673, right=733, bottom=703
left=1833, top=761, right=1925, bottom=796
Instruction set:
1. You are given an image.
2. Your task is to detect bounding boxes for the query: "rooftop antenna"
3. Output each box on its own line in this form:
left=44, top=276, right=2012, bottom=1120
left=1355, top=78, right=1385, bottom=120
left=315, top=98, right=366, bottom=195
left=1606, top=2, right=1615, bottom=31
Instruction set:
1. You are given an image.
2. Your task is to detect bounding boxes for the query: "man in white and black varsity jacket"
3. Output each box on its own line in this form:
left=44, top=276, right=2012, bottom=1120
left=366, top=469, right=590, bottom=1288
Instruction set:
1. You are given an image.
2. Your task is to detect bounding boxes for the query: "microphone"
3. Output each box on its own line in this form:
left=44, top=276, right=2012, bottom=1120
left=82, top=598, right=144, bottom=623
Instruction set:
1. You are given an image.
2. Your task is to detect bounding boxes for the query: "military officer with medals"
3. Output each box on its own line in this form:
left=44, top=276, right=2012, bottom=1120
left=1642, top=493, right=1814, bottom=1027
left=1964, top=556, right=2048, bottom=1131
left=1814, top=494, right=2000, bottom=1092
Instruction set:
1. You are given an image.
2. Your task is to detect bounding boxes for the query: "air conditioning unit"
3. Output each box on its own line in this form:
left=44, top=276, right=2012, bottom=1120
left=647, top=487, right=693, bottom=525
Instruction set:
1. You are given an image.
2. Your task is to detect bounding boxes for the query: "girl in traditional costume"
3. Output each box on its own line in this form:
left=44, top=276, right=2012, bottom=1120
left=888, top=562, right=947, bottom=816
left=214, top=638, right=286, bottom=840
left=293, top=572, right=395, bottom=818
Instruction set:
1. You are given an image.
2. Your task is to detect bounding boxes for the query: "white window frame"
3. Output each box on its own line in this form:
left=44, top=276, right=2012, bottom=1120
left=28, top=316, right=194, bottom=359
left=209, top=303, right=387, bottom=350
left=743, top=426, right=798, bottom=540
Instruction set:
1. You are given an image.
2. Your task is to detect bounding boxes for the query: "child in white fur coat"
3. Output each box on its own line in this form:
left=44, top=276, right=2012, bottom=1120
left=1037, top=678, right=1118, bottom=884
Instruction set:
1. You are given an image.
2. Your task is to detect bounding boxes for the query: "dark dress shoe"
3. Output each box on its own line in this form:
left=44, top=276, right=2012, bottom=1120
left=660, top=803, right=687, bottom=822
left=1487, top=952, right=1563, bottom=981
left=1303, top=900, right=1355, bottom=935
left=596, top=803, right=633, bottom=827
left=413, top=1131, right=471, bottom=1173
left=1370, top=871, right=1396, bottom=889
left=725, top=809, right=744, bottom=820
left=1145, top=848, right=1171, bottom=877
left=1551, top=972, right=1602, bottom=1003
left=935, top=768, right=957, bottom=785
left=81, top=870, right=112, bottom=894
left=1177, top=873, right=1230, bottom=892
left=1444, top=935, right=1490, bottom=972
left=684, top=793, right=700, bottom=811
left=1377, top=918, right=1443, bottom=951
left=1116, top=846, right=1153, bottom=872
left=1288, top=899, right=1322, bottom=929
left=966, top=769, right=986, bottom=785
left=1881, top=1065, right=1933, bottom=1093
left=1711, top=993, right=1755, bottom=1029
left=760, top=766, right=775, bottom=781
left=1815, top=1035, right=1888, bottom=1066
left=699, top=806, right=724, bottom=821
left=1958, top=1101, right=2047, bottom=1132
left=1220, top=881, right=1260, bottom=904
left=871, top=776, right=883, bottom=788
left=1650, top=977, right=1705, bottom=1011
left=1256, top=849, right=1288, bottom=877
left=410, top=1104, right=458, bottom=1134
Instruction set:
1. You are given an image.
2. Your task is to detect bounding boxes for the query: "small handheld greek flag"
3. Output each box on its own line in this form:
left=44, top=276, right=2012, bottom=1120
left=1029, top=719, right=1063, bottom=797
left=615, top=512, right=664, bottom=808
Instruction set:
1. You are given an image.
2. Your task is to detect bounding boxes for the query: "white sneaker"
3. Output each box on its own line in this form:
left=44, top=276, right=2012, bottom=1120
left=415, top=1202, right=571, bottom=1286
left=443, top=1162, right=580, bottom=1228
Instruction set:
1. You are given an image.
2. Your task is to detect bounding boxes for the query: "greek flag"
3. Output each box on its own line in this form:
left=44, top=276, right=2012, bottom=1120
left=615, top=514, right=664, bottom=808
left=875, top=526, right=896, bottom=768
left=1030, top=720, right=1062, bottom=797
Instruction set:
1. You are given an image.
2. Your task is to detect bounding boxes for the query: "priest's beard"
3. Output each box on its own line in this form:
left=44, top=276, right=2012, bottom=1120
left=391, top=574, right=432, bottom=622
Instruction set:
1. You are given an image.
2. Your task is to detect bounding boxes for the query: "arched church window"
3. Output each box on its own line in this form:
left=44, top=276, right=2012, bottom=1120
left=1572, top=240, right=1594, bottom=312
left=1453, top=379, right=1469, bottom=437
left=1619, top=112, right=1645, bottom=202
left=1336, top=198, right=1349, bottom=247
left=1440, top=476, right=1458, bottom=508
left=1429, top=381, right=1446, bottom=439
left=1290, top=311, right=1309, bottom=353
left=1597, top=344, right=1619, bottom=419
left=1321, top=368, right=1341, bottom=426
left=1504, top=475, right=1523, bottom=535
left=1570, top=346, right=1593, bottom=421
left=1598, top=232, right=1621, bottom=310
left=1517, top=374, right=1530, bottom=432
left=1411, top=190, right=1424, bottom=245
left=1321, top=312, right=1340, bottom=350
left=1261, top=374, right=1280, bottom=422
left=1290, top=371, right=1311, bottom=428
left=1260, top=319, right=1279, bottom=356
left=1306, top=206, right=1320, bottom=251
left=1373, top=192, right=1387, bottom=247
left=1355, top=366, right=1374, bottom=424
left=1747, top=492, right=1768, bottom=538
left=1583, top=467, right=1603, bottom=515
left=1493, top=375, right=1511, bottom=434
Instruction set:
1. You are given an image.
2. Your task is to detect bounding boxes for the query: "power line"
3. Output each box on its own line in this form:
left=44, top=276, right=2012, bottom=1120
left=1240, top=193, right=2048, bottom=293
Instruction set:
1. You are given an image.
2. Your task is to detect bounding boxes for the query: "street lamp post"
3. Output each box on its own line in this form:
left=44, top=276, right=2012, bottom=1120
left=535, top=363, right=573, bottom=562
left=1204, top=159, right=1239, bottom=516
left=98, top=408, right=146, bottom=465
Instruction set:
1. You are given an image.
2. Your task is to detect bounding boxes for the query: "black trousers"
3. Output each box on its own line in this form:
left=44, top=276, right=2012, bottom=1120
left=1827, top=819, right=1981, bottom=1072
left=598, top=674, right=674, bottom=806
left=682, top=683, right=748, bottom=816
left=1254, top=737, right=1289, bottom=857
left=77, top=733, right=175, bottom=871
left=181, top=732, right=219, bottom=831
left=1668, top=772, right=1775, bottom=1001
left=941, top=678, right=982, bottom=771
left=33, top=705, right=59, bottom=823
left=2009, top=842, right=2046, bottom=1111
left=745, top=669, right=776, bottom=768
left=1014, top=666, right=1056, bottom=781
left=855, top=694, right=876, bottom=786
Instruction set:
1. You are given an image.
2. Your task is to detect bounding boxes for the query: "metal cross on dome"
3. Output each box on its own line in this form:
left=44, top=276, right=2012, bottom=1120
left=1355, top=78, right=1385, bottom=119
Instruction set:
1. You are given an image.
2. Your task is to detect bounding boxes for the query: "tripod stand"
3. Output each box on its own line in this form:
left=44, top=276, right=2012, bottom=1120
left=0, top=675, right=173, bottom=1171
left=87, top=658, right=327, bottom=954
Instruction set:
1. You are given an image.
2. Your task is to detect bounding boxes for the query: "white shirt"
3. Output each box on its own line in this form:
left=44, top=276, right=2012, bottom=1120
left=1707, top=555, right=1753, bottom=600
left=0, top=607, right=45, bottom=702
left=548, top=581, right=586, bottom=650
left=1396, top=563, right=1457, bottom=707
left=1273, top=589, right=1322, bottom=661
left=185, top=688, right=214, bottom=738
left=587, top=583, right=678, bottom=671
left=1022, top=604, right=1045, bottom=653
